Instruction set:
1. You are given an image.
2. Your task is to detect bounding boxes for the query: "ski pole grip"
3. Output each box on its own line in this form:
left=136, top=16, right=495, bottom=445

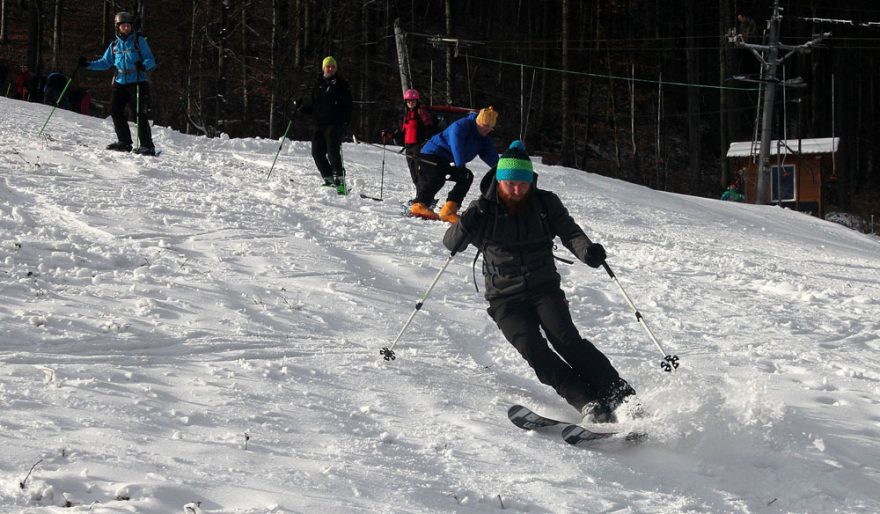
left=602, top=261, right=615, bottom=278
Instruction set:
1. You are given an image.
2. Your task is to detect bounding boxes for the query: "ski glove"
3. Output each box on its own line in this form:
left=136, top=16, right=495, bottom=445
left=584, top=243, right=606, bottom=268
left=78, top=56, right=88, bottom=68
left=135, top=61, right=146, bottom=71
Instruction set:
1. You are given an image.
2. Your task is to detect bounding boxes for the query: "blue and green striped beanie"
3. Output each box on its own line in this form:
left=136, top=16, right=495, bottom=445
left=495, top=140, right=534, bottom=183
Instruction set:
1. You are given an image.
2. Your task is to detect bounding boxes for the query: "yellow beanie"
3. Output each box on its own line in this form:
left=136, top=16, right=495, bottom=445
left=322, top=56, right=337, bottom=68
left=476, top=106, right=498, bottom=128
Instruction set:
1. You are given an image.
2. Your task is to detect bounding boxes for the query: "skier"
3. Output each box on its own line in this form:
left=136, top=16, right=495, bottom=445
left=410, top=107, right=500, bottom=223
left=79, top=11, right=157, bottom=156
left=298, top=56, right=353, bottom=194
left=14, top=65, right=33, bottom=100
left=720, top=183, right=745, bottom=202
left=443, top=140, right=636, bottom=423
left=42, top=72, right=70, bottom=109
left=381, top=88, right=436, bottom=201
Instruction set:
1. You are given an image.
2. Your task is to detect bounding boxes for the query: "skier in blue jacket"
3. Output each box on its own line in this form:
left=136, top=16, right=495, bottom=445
left=410, top=107, right=500, bottom=222
left=79, top=12, right=157, bottom=155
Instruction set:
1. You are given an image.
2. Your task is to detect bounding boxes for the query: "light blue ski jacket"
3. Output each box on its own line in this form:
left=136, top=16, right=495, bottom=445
left=87, top=32, right=156, bottom=85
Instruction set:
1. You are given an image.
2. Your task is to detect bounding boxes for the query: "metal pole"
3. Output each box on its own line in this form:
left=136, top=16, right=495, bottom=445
left=381, top=254, right=455, bottom=361
left=266, top=119, right=293, bottom=179
left=38, top=66, right=80, bottom=136
left=379, top=142, right=386, bottom=199
left=602, top=262, right=679, bottom=372
left=135, top=83, right=141, bottom=150
left=755, top=0, right=782, bottom=205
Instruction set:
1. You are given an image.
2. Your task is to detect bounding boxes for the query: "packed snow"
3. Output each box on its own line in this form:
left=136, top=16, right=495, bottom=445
left=1, top=97, right=879, bottom=513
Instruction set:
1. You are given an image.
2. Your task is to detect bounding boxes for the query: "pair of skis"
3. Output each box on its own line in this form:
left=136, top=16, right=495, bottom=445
left=508, top=405, right=646, bottom=448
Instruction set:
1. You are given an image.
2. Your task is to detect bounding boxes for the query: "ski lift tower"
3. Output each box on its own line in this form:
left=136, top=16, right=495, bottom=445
left=729, top=0, right=830, bottom=204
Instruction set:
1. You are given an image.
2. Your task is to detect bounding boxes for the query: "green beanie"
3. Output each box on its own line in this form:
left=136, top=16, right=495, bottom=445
left=495, top=140, right=534, bottom=183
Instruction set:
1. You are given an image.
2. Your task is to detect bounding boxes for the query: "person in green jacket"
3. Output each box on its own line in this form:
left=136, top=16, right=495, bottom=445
left=721, top=183, right=745, bottom=202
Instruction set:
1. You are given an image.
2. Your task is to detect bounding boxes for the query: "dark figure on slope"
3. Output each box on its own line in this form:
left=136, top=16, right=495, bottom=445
left=80, top=12, right=157, bottom=156
left=42, top=72, right=71, bottom=109
left=721, top=183, right=745, bottom=202
left=443, top=140, right=636, bottom=423
left=381, top=88, right=436, bottom=200
left=298, top=56, right=353, bottom=194
left=411, top=107, right=499, bottom=223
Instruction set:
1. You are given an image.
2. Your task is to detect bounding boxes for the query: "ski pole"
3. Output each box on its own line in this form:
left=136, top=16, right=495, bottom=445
left=601, top=261, right=680, bottom=372
left=135, top=83, right=141, bottom=150
left=266, top=119, right=293, bottom=179
left=359, top=141, right=387, bottom=202
left=353, top=134, right=438, bottom=167
left=378, top=142, right=386, bottom=199
left=38, top=65, right=80, bottom=136
left=381, top=253, right=456, bottom=361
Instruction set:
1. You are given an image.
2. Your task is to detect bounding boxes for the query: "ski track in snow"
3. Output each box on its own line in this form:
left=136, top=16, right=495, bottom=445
left=1, top=98, right=880, bottom=513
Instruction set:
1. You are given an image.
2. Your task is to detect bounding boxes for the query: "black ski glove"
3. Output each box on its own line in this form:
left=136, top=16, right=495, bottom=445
left=78, top=56, right=88, bottom=68
left=135, top=61, right=146, bottom=71
left=584, top=243, right=606, bottom=268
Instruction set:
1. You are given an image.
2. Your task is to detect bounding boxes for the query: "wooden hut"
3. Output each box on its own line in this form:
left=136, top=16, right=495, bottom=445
left=725, top=137, right=840, bottom=218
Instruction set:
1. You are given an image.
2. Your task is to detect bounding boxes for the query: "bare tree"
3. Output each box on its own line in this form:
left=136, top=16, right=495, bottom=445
left=268, top=0, right=280, bottom=139
left=444, top=0, right=452, bottom=104
left=1, top=0, right=9, bottom=43
left=560, top=0, right=570, bottom=165
left=685, top=0, right=701, bottom=193
left=216, top=0, right=231, bottom=135
left=22, top=0, right=43, bottom=73
left=718, top=0, right=730, bottom=189
left=50, top=0, right=61, bottom=70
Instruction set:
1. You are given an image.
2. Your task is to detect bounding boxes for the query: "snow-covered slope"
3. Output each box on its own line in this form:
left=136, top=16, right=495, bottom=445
left=1, top=97, right=879, bottom=513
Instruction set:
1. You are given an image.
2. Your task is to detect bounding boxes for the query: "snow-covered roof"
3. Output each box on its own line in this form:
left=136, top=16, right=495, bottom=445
left=726, top=137, right=839, bottom=158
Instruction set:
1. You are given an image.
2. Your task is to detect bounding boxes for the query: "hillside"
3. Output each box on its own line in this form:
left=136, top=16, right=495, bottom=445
left=1, top=98, right=879, bottom=513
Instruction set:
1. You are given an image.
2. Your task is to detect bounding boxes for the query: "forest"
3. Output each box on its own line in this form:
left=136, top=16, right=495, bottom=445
left=1, top=0, right=878, bottom=224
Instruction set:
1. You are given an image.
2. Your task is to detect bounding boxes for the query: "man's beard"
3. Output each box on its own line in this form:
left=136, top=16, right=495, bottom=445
left=499, top=189, right=531, bottom=215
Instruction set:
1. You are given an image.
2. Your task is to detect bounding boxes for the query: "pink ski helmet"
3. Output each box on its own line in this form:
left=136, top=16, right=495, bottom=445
left=403, top=89, right=420, bottom=101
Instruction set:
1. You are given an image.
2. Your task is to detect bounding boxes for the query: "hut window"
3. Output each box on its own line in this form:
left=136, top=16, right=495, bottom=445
left=770, top=164, right=796, bottom=202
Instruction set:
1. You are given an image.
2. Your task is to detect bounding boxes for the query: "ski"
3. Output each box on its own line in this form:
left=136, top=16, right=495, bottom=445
left=507, top=404, right=567, bottom=431
left=560, top=424, right=647, bottom=448
left=508, top=404, right=647, bottom=448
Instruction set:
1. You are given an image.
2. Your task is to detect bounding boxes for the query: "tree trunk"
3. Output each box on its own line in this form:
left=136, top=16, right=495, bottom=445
left=0, top=0, right=8, bottom=43
left=444, top=0, right=452, bottom=104
left=607, top=48, right=621, bottom=175
left=102, top=0, right=108, bottom=48
left=24, top=0, right=42, bottom=74
left=241, top=4, right=248, bottom=121
left=360, top=0, right=369, bottom=136
left=216, top=0, right=229, bottom=135
left=719, top=0, right=730, bottom=189
left=560, top=0, right=570, bottom=166
left=292, top=0, right=301, bottom=68
left=186, top=0, right=198, bottom=134
left=269, top=0, right=279, bottom=139
left=51, top=0, right=61, bottom=70
left=685, top=0, right=701, bottom=193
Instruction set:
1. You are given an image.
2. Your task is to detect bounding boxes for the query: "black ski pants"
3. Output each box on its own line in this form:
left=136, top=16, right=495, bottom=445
left=403, top=143, right=423, bottom=196
left=311, top=124, right=346, bottom=182
left=111, top=82, right=153, bottom=148
left=487, top=285, right=621, bottom=411
left=414, top=154, right=473, bottom=207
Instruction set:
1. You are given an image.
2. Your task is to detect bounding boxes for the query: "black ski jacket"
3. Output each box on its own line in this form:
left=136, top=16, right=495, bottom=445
left=443, top=169, right=595, bottom=300
left=301, top=73, right=353, bottom=127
